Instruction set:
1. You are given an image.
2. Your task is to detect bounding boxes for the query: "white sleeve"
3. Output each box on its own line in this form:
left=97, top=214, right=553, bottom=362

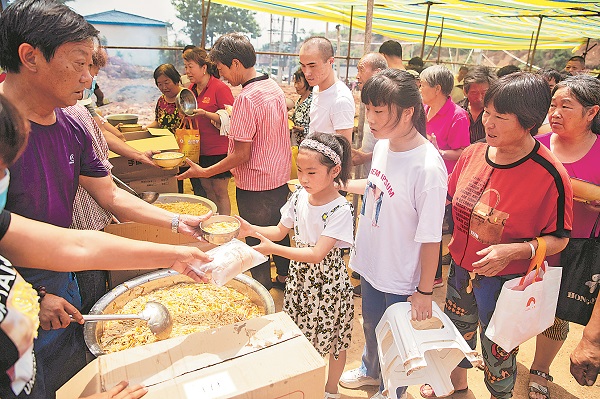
left=331, top=95, right=355, bottom=130
left=414, top=151, right=448, bottom=243
left=322, top=203, right=354, bottom=248
left=280, top=193, right=296, bottom=229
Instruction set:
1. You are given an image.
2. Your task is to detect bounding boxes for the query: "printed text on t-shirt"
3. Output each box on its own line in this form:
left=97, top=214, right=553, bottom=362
left=370, top=168, right=395, bottom=197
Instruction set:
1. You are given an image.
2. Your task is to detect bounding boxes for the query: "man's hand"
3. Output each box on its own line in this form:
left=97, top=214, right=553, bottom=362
left=177, top=211, right=213, bottom=239
left=571, top=334, right=600, bottom=386
left=170, top=246, right=213, bottom=283
left=136, top=150, right=160, bottom=168
left=39, top=294, right=82, bottom=330
left=80, top=381, right=148, bottom=399
left=177, top=158, right=211, bottom=179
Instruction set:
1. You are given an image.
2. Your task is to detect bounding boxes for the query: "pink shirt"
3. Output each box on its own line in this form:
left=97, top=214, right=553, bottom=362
left=229, top=76, right=291, bottom=191
left=537, top=133, right=600, bottom=239
left=425, top=97, right=471, bottom=173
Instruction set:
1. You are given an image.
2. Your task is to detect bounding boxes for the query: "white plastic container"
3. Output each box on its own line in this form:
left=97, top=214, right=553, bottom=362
left=375, top=302, right=482, bottom=397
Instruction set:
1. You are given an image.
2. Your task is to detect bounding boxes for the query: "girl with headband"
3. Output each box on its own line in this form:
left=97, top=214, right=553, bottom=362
left=237, top=132, right=354, bottom=399
left=339, top=69, right=448, bottom=399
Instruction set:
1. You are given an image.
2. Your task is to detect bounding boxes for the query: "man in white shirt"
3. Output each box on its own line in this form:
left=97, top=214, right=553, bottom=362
left=299, top=36, right=355, bottom=144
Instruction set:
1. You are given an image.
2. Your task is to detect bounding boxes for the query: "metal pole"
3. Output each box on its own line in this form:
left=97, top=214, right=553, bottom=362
left=278, top=16, right=285, bottom=84
left=437, top=17, right=444, bottom=64
left=529, top=15, right=543, bottom=70
left=345, top=6, right=354, bottom=84
left=525, top=31, right=534, bottom=71
left=420, top=1, right=433, bottom=59
left=357, top=0, right=374, bottom=147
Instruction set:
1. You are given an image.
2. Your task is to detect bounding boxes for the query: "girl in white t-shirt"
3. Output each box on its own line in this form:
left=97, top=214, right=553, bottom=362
left=340, top=69, right=448, bottom=399
left=237, top=132, right=354, bottom=399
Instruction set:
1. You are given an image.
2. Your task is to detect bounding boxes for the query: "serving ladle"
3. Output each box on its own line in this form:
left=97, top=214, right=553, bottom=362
left=112, top=175, right=159, bottom=204
left=73, top=301, right=173, bottom=340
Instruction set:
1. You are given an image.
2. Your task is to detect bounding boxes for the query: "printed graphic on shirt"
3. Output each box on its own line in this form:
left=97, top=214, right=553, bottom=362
left=0, top=261, right=17, bottom=323
left=202, top=96, right=210, bottom=104
left=454, top=174, right=509, bottom=245
left=361, top=168, right=394, bottom=227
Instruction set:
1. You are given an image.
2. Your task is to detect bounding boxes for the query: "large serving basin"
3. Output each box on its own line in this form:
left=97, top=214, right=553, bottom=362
left=84, top=269, right=275, bottom=356
left=154, top=193, right=217, bottom=214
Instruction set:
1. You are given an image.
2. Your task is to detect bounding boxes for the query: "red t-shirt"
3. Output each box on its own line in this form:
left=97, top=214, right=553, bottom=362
left=448, top=142, right=573, bottom=275
left=190, top=76, right=234, bottom=156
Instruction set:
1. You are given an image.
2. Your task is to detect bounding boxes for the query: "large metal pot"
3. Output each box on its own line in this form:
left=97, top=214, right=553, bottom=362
left=84, top=270, right=275, bottom=356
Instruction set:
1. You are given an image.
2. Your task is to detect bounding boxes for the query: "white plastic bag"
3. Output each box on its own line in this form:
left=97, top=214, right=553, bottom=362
left=485, top=238, right=562, bottom=352
left=190, top=239, right=268, bottom=286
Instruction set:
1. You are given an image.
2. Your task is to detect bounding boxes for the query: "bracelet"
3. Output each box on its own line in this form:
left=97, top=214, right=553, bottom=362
left=528, top=241, right=536, bottom=260
left=171, top=214, right=180, bottom=233
left=416, top=286, right=433, bottom=296
left=36, top=286, right=47, bottom=303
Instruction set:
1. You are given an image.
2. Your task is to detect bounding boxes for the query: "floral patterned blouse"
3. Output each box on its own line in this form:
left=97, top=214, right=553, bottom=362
left=155, top=94, right=183, bottom=134
left=291, top=92, right=313, bottom=144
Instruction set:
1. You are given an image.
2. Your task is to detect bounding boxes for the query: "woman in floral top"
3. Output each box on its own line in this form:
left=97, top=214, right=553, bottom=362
left=291, top=68, right=313, bottom=145
left=147, top=64, right=183, bottom=134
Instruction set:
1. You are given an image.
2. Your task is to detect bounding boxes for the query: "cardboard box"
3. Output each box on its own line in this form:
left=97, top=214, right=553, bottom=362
left=125, top=173, right=178, bottom=194
left=109, top=128, right=180, bottom=180
left=57, top=312, right=326, bottom=399
left=104, top=229, right=215, bottom=288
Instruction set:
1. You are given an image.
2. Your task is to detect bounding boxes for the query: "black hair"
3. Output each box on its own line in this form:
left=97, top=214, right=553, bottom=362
left=463, top=66, right=496, bottom=93
left=537, top=68, right=563, bottom=86
left=554, top=74, right=600, bottom=135
left=293, top=68, right=312, bottom=91
left=361, top=68, right=427, bottom=137
left=408, top=57, right=424, bottom=67
left=299, top=132, right=352, bottom=185
left=496, top=64, right=521, bottom=78
left=92, top=47, right=107, bottom=69
left=484, top=72, right=551, bottom=135
left=419, top=65, right=455, bottom=97
left=182, top=45, right=196, bottom=53
left=153, top=64, right=181, bottom=86
left=378, top=40, right=403, bottom=59
left=302, top=36, right=335, bottom=61
left=209, top=33, right=256, bottom=68
left=568, top=55, right=585, bottom=65
left=0, top=94, right=29, bottom=166
left=0, top=0, right=99, bottom=73
left=183, top=47, right=218, bottom=78
left=459, top=65, right=469, bottom=72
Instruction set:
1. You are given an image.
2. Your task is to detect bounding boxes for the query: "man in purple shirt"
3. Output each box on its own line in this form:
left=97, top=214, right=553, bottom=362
left=0, top=1, right=211, bottom=395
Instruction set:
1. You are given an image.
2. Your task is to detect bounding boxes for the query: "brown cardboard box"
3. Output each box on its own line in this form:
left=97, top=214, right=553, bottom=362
left=103, top=229, right=215, bottom=288
left=125, top=173, right=178, bottom=194
left=109, top=128, right=180, bottom=180
left=57, top=312, right=326, bottom=399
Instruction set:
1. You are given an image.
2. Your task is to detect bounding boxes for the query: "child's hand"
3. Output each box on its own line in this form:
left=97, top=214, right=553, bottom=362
left=233, top=215, right=254, bottom=239
left=252, top=232, right=276, bottom=256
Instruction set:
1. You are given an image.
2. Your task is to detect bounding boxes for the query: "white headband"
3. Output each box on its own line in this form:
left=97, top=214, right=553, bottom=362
left=300, top=138, right=342, bottom=165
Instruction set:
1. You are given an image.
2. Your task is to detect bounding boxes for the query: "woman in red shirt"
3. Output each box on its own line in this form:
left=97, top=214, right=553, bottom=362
left=183, top=48, right=235, bottom=214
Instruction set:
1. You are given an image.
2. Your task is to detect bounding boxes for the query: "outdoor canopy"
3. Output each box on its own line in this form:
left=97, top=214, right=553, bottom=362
left=211, top=0, right=600, bottom=50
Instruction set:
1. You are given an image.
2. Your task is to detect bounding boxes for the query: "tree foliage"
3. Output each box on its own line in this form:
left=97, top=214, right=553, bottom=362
left=171, top=1, right=260, bottom=47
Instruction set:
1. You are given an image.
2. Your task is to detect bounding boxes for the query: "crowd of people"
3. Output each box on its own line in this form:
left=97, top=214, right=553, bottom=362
left=0, top=1, right=599, bottom=399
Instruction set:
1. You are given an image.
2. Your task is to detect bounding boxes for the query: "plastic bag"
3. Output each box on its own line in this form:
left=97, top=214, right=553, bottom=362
left=190, top=239, right=268, bottom=286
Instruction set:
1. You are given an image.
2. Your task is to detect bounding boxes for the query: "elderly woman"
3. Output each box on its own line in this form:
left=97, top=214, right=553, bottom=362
left=420, top=73, right=573, bottom=399
left=419, top=64, right=471, bottom=174
left=146, top=64, right=184, bottom=134
left=529, top=75, right=600, bottom=399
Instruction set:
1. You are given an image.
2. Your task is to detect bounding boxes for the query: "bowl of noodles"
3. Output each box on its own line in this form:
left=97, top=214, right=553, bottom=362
left=200, top=215, right=240, bottom=245
left=152, top=152, right=185, bottom=169
left=84, top=269, right=275, bottom=356
left=152, top=193, right=217, bottom=216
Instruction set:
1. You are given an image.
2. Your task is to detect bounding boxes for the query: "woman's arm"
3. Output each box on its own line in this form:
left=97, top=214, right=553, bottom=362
left=472, top=235, right=569, bottom=276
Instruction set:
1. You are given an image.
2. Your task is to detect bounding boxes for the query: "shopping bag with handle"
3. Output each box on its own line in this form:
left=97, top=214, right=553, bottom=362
left=175, top=117, right=200, bottom=163
left=485, top=237, right=562, bottom=352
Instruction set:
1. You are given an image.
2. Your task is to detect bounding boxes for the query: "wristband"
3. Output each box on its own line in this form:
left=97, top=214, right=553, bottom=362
left=171, top=214, right=180, bottom=233
left=528, top=242, right=536, bottom=260
left=36, top=286, right=47, bottom=303
left=416, top=287, right=433, bottom=296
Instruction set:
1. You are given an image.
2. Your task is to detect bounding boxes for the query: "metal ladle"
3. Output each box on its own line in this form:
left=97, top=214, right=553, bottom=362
left=112, top=175, right=159, bottom=204
left=74, top=301, right=173, bottom=340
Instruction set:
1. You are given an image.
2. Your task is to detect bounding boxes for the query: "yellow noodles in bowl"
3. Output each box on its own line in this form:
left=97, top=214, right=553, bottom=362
left=153, top=201, right=211, bottom=216
left=99, top=282, right=264, bottom=353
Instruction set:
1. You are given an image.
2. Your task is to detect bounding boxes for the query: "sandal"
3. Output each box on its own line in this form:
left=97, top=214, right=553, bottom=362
left=419, top=384, right=468, bottom=398
left=529, top=369, right=553, bottom=399
left=271, top=275, right=287, bottom=290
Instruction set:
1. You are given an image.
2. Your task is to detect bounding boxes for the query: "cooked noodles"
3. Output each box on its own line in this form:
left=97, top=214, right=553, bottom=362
left=99, top=283, right=263, bottom=353
left=203, top=221, right=239, bottom=234
left=153, top=201, right=211, bottom=216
